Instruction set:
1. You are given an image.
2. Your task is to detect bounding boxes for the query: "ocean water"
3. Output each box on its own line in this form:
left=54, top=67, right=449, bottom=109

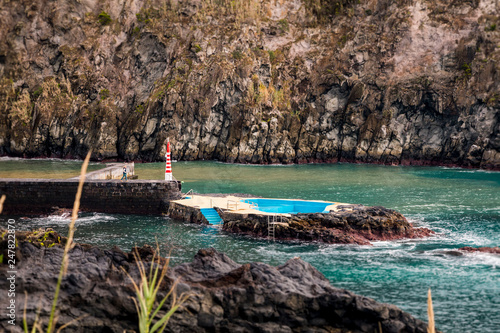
left=0, top=157, right=104, bottom=179
left=1, top=160, right=499, bottom=332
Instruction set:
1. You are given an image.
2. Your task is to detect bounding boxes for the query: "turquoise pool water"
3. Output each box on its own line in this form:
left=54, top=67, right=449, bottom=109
left=1, top=160, right=499, bottom=332
left=241, top=198, right=332, bottom=214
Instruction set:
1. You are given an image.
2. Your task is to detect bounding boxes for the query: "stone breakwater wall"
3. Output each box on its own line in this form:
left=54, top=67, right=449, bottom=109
left=0, top=179, right=182, bottom=215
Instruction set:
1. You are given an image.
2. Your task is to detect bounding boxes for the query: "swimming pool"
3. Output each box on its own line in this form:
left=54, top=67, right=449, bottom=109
left=241, top=198, right=333, bottom=214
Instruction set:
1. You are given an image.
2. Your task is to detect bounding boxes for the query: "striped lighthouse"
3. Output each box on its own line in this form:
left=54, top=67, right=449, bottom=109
left=165, top=139, right=172, bottom=181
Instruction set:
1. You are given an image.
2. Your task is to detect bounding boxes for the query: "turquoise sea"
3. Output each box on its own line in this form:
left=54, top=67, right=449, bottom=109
left=1, top=160, right=499, bottom=332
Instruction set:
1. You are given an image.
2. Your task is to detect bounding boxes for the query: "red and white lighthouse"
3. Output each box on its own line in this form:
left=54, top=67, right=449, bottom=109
left=165, top=139, right=172, bottom=181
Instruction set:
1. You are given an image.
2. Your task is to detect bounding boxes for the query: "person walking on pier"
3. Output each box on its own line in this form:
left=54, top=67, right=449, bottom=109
left=121, top=165, right=128, bottom=181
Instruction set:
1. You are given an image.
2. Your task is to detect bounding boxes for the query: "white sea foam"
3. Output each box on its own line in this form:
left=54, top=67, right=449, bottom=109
left=77, top=213, right=117, bottom=223
left=29, top=212, right=117, bottom=226
left=459, top=251, right=500, bottom=268
left=0, top=156, right=24, bottom=161
left=440, top=166, right=499, bottom=173
left=481, top=206, right=500, bottom=213
left=216, top=161, right=295, bottom=167
left=449, top=231, right=492, bottom=247
left=0, top=156, right=92, bottom=163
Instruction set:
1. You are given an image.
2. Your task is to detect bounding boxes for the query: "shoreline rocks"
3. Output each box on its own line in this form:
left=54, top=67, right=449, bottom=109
left=0, top=230, right=429, bottom=333
left=171, top=203, right=434, bottom=246
left=459, top=246, right=500, bottom=254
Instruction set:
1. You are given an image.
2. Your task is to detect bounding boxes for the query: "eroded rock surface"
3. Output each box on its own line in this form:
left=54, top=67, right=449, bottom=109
left=0, top=0, right=498, bottom=168
left=0, top=230, right=428, bottom=332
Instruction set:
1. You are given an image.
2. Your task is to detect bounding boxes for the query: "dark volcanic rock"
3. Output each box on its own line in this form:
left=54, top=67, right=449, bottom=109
left=459, top=246, right=500, bottom=254
left=0, top=230, right=428, bottom=333
left=223, top=205, right=434, bottom=245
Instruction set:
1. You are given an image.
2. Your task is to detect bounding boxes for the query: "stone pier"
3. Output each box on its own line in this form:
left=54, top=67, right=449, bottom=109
left=0, top=178, right=181, bottom=215
left=76, top=163, right=136, bottom=180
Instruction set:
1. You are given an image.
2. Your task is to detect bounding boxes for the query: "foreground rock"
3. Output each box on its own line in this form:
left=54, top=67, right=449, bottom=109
left=0, top=230, right=428, bottom=333
left=221, top=205, right=433, bottom=245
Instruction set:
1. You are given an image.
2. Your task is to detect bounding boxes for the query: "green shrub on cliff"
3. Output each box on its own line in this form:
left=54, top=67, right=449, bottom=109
left=304, top=0, right=357, bottom=24
left=268, top=50, right=276, bottom=63
left=461, top=63, right=472, bottom=77
left=232, top=50, right=243, bottom=60
left=484, top=23, right=496, bottom=31
left=32, top=86, right=43, bottom=99
left=100, top=89, right=110, bottom=100
left=98, top=11, right=112, bottom=25
left=10, top=90, right=32, bottom=126
left=278, top=19, right=289, bottom=33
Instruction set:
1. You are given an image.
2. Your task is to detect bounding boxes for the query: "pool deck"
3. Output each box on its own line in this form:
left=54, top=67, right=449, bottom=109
left=170, top=195, right=344, bottom=217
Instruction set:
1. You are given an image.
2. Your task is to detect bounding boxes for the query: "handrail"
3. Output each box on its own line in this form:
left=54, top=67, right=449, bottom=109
left=227, top=200, right=238, bottom=210
left=182, top=189, right=194, bottom=199
left=242, top=199, right=258, bottom=210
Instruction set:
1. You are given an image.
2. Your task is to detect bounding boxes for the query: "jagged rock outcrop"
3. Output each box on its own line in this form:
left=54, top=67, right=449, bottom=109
left=0, top=230, right=429, bottom=332
left=222, top=204, right=434, bottom=245
left=459, top=246, right=500, bottom=254
left=0, top=0, right=498, bottom=168
left=167, top=199, right=434, bottom=245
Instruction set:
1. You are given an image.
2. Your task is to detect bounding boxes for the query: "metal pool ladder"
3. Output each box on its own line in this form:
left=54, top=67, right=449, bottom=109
left=182, top=189, right=194, bottom=199
left=267, top=214, right=282, bottom=241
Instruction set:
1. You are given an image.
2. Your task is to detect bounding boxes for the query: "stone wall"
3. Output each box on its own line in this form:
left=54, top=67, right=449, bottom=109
left=167, top=201, right=208, bottom=224
left=0, top=179, right=182, bottom=215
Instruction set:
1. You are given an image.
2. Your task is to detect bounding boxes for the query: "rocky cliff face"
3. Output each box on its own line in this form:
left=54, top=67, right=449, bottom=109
left=0, top=0, right=499, bottom=169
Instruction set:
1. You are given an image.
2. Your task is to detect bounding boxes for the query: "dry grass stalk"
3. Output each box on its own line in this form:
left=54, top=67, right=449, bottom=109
left=427, top=288, right=435, bottom=333
left=0, top=194, right=6, bottom=214
left=46, top=151, right=92, bottom=333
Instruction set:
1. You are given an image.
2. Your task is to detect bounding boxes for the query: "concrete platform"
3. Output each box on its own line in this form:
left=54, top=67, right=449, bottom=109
left=72, top=163, right=135, bottom=180
left=171, top=195, right=344, bottom=217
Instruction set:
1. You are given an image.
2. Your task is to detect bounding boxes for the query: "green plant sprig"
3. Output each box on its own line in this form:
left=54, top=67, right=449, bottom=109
left=124, top=246, right=189, bottom=333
